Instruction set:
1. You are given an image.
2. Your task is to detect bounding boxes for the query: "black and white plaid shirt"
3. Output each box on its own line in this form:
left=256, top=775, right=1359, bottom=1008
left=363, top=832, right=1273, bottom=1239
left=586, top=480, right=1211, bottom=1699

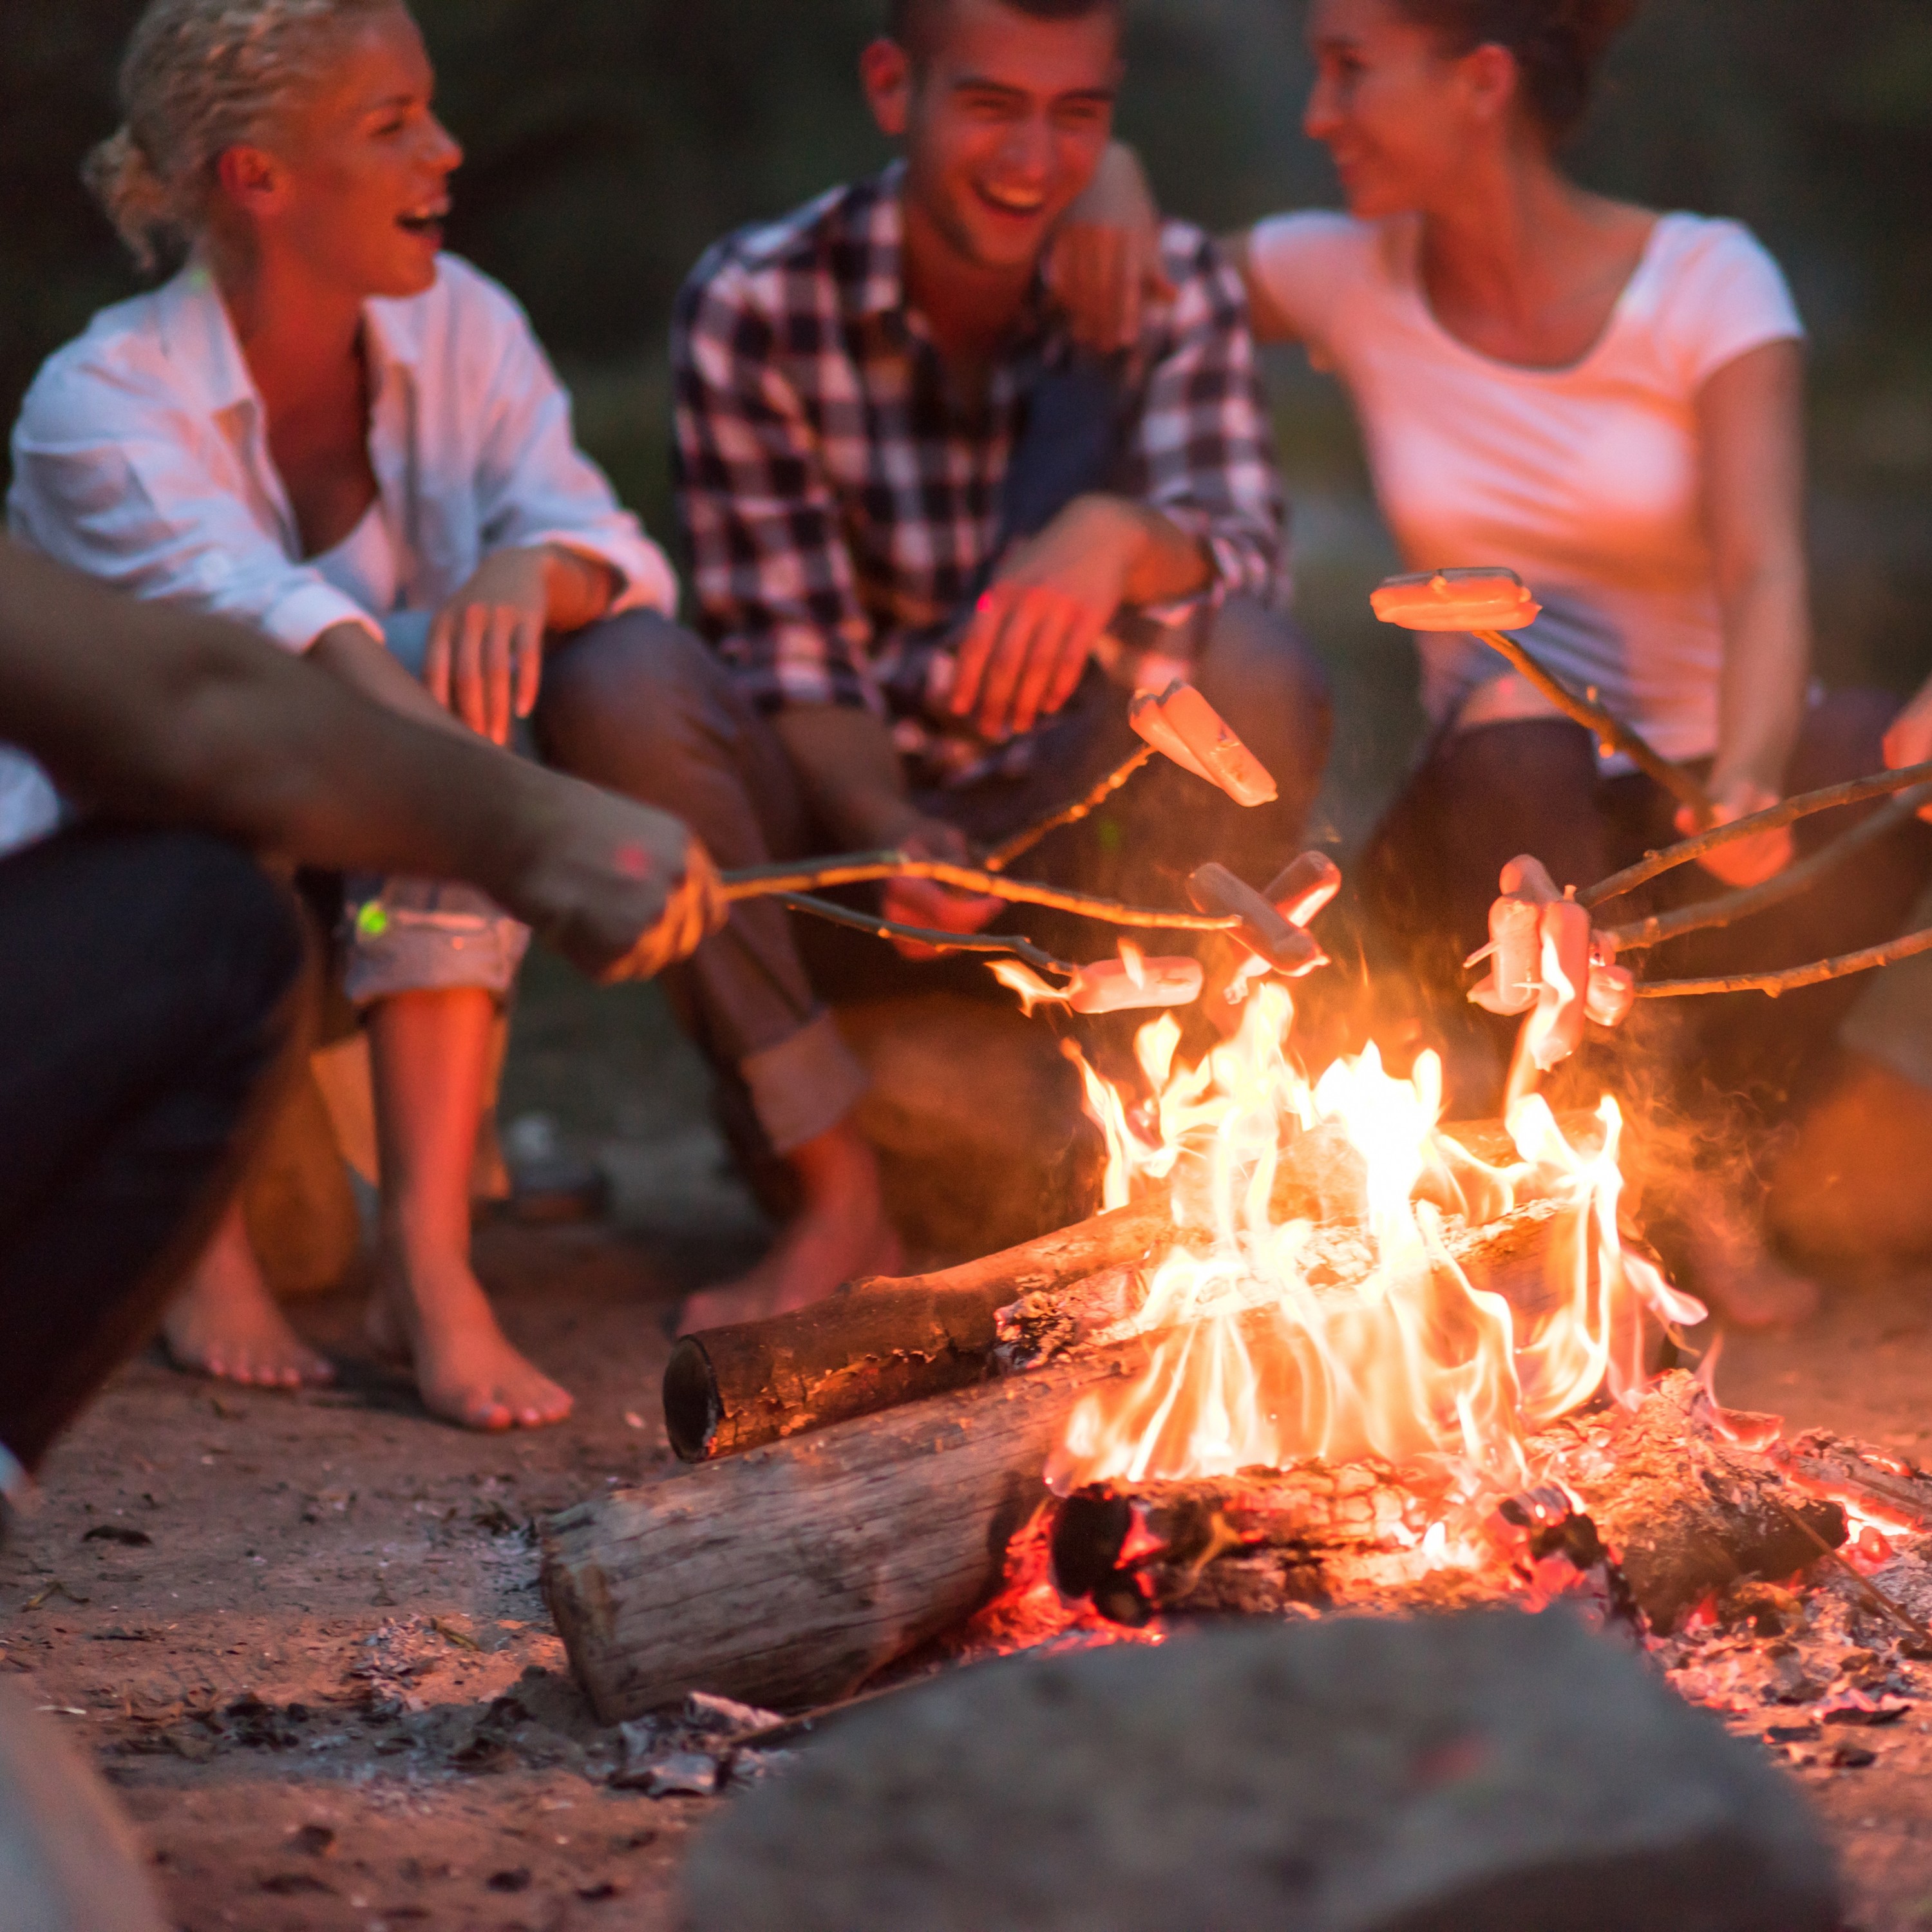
left=672, top=165, right=1287, bottom=781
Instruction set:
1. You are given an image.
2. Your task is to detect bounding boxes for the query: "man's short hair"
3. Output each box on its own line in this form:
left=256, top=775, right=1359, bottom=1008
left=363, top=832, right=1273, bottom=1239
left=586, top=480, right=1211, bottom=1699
left=889, top=0, right=1122, bottom=60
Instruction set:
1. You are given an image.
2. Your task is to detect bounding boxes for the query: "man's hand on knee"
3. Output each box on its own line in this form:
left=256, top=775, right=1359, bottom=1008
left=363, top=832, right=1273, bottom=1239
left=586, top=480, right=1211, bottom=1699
left=880, top=821, right=1005, bottom=960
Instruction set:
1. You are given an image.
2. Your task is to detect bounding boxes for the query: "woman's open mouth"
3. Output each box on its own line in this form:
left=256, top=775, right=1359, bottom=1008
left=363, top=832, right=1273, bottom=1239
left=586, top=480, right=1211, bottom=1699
left=397, top=205, right=449, bottom=243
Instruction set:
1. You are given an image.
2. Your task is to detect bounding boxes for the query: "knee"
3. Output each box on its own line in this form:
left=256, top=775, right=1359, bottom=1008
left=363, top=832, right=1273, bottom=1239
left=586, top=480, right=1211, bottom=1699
left=538, top=611, right=731, bottom=779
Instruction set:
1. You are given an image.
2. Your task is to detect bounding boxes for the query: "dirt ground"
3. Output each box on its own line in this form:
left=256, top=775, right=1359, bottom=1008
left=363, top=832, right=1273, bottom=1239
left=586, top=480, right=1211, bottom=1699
left=9, top=969, right=1932, bottom=1931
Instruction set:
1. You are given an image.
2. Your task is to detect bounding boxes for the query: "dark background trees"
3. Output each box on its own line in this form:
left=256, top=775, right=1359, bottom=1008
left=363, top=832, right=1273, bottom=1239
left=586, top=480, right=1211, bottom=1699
left=4, top=0, right=1929, bottom=807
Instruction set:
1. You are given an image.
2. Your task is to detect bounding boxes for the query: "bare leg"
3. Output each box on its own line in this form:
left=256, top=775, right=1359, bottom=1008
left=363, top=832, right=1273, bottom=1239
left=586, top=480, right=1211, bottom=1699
left=362, top=989, right=573, bottom=1431
left=677, top=1118, right=902, bottom=1334
left=162, top=1200, right=336, bottom=1389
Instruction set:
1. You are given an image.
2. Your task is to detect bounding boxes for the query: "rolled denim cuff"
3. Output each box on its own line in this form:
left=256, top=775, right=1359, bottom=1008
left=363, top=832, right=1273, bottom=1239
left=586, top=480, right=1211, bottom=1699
left=342, top=877, right=531, bottom=1006
left=741, top=1012, right=869, bottom=1156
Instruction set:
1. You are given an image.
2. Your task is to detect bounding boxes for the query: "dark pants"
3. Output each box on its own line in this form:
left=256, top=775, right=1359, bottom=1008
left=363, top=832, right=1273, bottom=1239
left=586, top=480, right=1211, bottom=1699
left=0, top=829, right=306, bottom=1473
left=538, top=601, right=1332, bottom=1159
left=1359, top=692, right=1932, bottom=1119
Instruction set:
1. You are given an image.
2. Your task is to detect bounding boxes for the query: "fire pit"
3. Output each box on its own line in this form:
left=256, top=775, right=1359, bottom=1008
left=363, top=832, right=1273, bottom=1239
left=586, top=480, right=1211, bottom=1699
left=542, top=980, right=1932, bottom=1752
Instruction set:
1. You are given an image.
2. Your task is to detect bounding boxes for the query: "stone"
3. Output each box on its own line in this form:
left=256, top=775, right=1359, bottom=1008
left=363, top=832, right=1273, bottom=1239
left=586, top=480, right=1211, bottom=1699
left=682, top=1611, right=1841, bottom=1932
left=0, top=1683, right=168, bottom=1932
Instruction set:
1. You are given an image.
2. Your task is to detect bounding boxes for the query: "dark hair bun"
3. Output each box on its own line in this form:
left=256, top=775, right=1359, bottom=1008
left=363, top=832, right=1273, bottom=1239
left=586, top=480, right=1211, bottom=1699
left=1397, top=0, right=1642, bottom=140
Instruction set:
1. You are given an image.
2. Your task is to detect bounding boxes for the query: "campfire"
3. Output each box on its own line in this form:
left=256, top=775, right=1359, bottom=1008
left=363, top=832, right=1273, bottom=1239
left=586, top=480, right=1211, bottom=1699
left=542, top=957, right=1932, bottom=1766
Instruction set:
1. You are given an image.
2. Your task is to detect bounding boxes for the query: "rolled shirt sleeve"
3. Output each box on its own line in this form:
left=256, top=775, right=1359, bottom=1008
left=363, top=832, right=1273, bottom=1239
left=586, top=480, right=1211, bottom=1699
left=10, top=405, right=379, bottom=654
left=1126, top=226, right=1289, bottom=620
left=455, top=266, right=678, bottom=618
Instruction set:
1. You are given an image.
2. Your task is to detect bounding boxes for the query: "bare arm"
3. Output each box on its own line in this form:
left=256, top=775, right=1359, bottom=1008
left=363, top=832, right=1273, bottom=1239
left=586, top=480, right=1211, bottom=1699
left=0, top=542, right=721, bottom=981
left=1680, top=338, right=1811, bottom=884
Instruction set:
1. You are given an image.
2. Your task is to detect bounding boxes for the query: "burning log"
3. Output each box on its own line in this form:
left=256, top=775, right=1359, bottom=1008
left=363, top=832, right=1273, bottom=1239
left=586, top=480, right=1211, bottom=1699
left=665, top=1115, right=1586, bottom=1464
left=1048, top=1375, right=1849, bottom=1635
left=547, top=1332, right=1177, bottom=1719
left=663, top=1198, right=1178, bottom=1463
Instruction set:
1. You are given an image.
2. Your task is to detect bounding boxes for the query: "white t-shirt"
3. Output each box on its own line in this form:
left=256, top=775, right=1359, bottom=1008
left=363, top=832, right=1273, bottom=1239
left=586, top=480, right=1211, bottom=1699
left=1248, top=210, right=1805, bottom=764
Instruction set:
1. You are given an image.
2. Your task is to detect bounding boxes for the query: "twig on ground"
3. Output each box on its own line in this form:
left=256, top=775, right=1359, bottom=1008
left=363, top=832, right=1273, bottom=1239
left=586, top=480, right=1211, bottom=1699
left=1582, top=762, right=1932, bottom=910
left=1772, top=1498, right=1932, bottom=1642
left=724, top=853, right=1239, bottom=934
left=772, top=893, right=1078, bottom=978
left=1604, top=796, right=1925, bottom=954
left=1633, top=924, right=1932, bottom=1001
left=1473, top=627, right=1713, bottom=818
left=981, top=746, right=1155, bottom=874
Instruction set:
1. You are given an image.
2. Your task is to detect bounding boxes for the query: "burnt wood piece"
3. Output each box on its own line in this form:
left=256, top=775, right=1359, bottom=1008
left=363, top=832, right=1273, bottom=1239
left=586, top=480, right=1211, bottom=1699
left=1559, top=1375, right=1846, bottom=1631
left=663, top=1199, right=1178, bottom=1462
left=1050, top=1376, right=1852, bottom=1634
left=1770, top=1431, right=1932, bottom=1533
left=546, top=1332, right=1175, bottom=1719
left=667, top=1115, right=1596, bottom=1463
left=1052, top=1463, right=1441, bottom=1625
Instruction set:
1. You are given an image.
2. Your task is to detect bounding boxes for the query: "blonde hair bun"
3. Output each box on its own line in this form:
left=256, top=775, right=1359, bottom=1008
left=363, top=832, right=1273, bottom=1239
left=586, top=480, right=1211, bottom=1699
left=82, top=0, right=404, bottom=270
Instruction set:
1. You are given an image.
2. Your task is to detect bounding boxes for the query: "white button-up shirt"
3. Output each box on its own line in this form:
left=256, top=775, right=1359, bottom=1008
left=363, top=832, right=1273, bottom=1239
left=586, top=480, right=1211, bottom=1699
left=1, top=251, right=677, bottom=857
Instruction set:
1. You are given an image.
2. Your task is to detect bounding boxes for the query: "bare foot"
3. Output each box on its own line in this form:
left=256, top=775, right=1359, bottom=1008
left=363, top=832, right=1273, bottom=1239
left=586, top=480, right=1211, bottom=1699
left=163, top=1206, right=336, bottom=1390
left=366, top=1237, right=574, bottom=1432
left=677, top=1121, right=902, bottom=1335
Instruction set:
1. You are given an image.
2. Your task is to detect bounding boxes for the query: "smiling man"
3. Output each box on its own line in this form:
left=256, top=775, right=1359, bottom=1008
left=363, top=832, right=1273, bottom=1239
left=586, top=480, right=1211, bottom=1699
left=542, top=0, right=1331, bottom=1329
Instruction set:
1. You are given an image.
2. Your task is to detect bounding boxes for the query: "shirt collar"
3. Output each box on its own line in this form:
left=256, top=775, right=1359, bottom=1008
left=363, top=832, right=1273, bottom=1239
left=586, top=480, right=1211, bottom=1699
left=853, top=161, right=1061, bottom=350
left=149, top=249, right=422, bottom=411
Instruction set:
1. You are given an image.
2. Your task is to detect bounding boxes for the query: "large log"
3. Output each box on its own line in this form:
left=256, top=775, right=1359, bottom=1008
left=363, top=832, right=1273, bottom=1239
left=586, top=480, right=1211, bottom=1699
left=1049, top=1374, right=1851, bottom=1634
left=546, top=1336, right=1162, bottom=1719
left=665, top=1113, right=1592, bottom=1462
left=549, top=1204, right=1577, bottom=1719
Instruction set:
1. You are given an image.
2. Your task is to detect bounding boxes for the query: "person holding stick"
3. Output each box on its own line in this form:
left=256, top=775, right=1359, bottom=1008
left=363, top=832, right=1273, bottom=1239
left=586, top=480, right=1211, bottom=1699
left=5, top=0, right=724, bottom=1428
left=1052, top=0, right=1931, bottom=1315
left=564, top=0, right=1333, bottom=1331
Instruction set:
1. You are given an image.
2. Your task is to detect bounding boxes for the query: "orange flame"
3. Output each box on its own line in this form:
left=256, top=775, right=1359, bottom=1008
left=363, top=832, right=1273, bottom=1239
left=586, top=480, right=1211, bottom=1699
left=1046, top=985, right=1706, bottom=1522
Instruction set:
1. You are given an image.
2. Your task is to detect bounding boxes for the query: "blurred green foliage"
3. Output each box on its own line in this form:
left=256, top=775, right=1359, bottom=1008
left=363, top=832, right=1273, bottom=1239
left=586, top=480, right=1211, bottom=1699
left=3, top=0, right=1928, bottom=705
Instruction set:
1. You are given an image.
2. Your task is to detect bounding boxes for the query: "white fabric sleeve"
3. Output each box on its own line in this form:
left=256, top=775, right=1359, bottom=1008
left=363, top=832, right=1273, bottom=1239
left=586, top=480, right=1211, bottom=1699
left=1658, top=219, right=1806, bottom=395
left=457, top=267, right=679, bottom=618
left=1244, top=211, right=1365, bottom=358
left=8, top=415, right=377, bottom=649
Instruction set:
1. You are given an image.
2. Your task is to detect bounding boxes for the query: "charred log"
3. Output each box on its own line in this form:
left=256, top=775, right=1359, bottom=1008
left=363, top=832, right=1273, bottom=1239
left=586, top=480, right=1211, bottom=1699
left=1566, top=1376, right=1847, bottom=1632
left=1050, top=1377, right=1850, bottom=1635
left=663, top=1199, right=1177, bottom=1462
left=667, top=1114, right=1597, bottom=1464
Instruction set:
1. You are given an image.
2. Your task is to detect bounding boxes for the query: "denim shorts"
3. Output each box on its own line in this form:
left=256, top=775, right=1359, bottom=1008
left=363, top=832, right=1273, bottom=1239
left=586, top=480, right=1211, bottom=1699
left=341, top=612, right=531, bottom=1006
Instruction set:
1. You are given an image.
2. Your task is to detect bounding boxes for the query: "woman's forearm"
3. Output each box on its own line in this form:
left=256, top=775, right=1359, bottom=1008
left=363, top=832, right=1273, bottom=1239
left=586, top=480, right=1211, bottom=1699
left=1712, top=560, right=1808, bottom=799
left=308, top=621, right=473, bottom=739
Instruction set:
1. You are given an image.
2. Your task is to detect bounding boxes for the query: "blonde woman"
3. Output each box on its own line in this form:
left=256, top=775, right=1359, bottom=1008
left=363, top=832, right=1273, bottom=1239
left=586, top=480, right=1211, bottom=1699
left=8, top=0, right=685, bottom=1428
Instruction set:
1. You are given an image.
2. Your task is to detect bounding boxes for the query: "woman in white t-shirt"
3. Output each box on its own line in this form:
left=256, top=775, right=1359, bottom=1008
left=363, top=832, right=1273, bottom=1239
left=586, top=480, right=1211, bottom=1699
left=1059, top=0, right=1931, bottom=1313
left=8, top=0, right=686, bottom=1428
left=1067, top=3, right=1920, bottom=1028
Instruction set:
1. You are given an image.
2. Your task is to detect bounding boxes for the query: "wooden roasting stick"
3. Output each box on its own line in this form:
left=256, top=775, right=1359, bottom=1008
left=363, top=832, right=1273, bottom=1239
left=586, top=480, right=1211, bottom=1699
left=1369, top=568, right=1714, bottom=820
left=663, top=1114, right=1566, bottom=1466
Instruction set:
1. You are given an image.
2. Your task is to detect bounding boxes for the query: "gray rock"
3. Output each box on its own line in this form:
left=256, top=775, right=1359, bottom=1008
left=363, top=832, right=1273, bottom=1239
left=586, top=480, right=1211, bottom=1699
left=682, top=1611, right=1840, bottom=1932
left=0, top=1684, right=168, bottom=1932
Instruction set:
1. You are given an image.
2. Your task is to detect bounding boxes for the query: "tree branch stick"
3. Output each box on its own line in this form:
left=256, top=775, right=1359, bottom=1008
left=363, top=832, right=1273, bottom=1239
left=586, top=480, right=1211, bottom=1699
left=1473, top=628, right=1712, bottom=817
left=1582, top=762, right=1932, bottom=910
left=1604, top=797, right=1923, bottom=954
left=771, top=893, right=1077, bottom=978
left=981, top=746, right=1155, bottom=874
left=723, top=853, right=1239, bottom=934
left=1633, top=924, right=1932, bottom=1001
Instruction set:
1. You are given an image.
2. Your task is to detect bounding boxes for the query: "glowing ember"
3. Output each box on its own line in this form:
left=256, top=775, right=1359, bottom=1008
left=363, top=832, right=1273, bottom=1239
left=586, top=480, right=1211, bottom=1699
left=1044, top=985, right=1707, bottom=1518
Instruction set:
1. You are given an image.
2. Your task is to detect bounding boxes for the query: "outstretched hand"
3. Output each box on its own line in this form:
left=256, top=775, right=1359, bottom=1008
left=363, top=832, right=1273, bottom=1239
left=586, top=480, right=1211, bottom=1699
left=1676, top=776, right=1794, bottom=887
left=515, top=779, right=728, bottom=983
left=880, top=820, right=1005, bottom=961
